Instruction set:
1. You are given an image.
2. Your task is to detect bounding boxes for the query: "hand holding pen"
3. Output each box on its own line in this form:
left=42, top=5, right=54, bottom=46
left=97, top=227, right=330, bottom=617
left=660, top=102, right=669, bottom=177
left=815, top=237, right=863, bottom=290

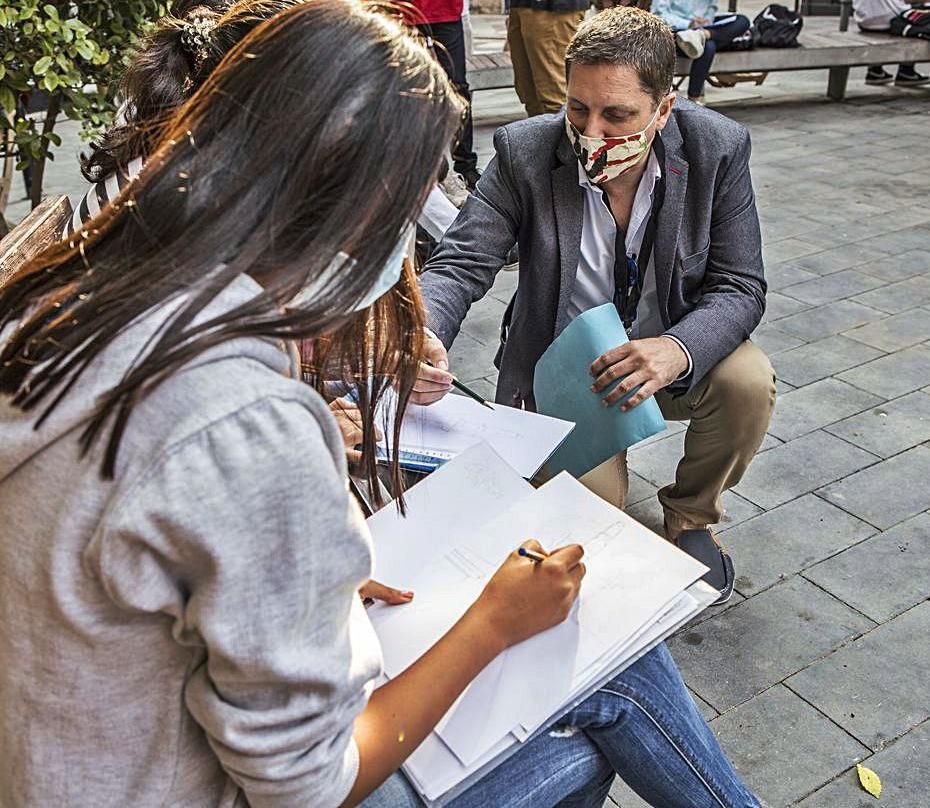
left=470, top=540, right=586, bottom=650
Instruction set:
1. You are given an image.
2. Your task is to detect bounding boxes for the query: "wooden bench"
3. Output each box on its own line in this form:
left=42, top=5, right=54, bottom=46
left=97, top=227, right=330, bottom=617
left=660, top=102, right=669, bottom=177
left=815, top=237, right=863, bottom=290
left=466, top=14, right=930, bottom=101
left=0, top=194, right=72, bottom=288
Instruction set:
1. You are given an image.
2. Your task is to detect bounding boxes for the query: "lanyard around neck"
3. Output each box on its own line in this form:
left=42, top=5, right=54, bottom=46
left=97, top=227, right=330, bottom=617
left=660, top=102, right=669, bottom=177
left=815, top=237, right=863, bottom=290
left=612, top=134, right=667, bottom=333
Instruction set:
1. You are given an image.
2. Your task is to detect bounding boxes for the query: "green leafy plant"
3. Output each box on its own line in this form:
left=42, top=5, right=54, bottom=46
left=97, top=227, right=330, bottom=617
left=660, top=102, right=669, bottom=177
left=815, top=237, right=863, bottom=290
left=0, top=0, right=166, bottom=220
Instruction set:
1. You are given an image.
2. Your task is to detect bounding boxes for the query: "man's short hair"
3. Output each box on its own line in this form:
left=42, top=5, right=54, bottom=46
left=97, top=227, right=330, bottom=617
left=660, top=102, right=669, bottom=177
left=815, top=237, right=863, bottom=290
left=565, top=7, right=675, bottom=106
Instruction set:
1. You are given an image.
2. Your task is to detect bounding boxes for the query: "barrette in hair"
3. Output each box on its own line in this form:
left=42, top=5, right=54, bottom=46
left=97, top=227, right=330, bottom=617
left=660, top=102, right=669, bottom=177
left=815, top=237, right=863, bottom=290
left=179, top=10, right=217, bottom=73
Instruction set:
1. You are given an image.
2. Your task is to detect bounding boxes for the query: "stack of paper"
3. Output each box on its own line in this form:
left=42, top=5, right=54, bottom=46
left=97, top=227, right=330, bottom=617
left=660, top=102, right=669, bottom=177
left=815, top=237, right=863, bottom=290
left=365, top=442, right=716, bottom=805
left=377, top=391, right=575, bottom=479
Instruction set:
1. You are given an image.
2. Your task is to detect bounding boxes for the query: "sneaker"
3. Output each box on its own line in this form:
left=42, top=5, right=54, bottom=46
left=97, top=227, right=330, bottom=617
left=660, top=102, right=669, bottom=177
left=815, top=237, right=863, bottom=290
left=673, top=527, right=735, bottom=606
left=676, top=29, right=705, bottom=59
left=895, top=68, right=930, bottom=87
left=458, top=166, right=482, bottom=191
left=865, top=66, right=894, bottom=85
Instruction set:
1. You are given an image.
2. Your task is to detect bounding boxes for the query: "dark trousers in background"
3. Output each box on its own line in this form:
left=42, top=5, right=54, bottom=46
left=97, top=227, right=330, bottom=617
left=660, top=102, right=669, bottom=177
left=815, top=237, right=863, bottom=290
left=418, top=20, right=478, bottom=176
left=685, top=14, right=751, bottom=98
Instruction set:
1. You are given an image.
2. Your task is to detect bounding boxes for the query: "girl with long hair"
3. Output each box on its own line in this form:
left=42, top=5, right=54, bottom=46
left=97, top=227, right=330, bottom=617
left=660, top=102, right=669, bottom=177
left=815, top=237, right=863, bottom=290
left=0, top=2, right=759, bottom=806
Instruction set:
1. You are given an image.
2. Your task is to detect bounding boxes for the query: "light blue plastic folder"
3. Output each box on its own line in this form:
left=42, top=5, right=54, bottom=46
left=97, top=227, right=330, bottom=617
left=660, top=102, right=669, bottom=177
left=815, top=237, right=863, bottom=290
left=533, top=303, right=666, bottom=478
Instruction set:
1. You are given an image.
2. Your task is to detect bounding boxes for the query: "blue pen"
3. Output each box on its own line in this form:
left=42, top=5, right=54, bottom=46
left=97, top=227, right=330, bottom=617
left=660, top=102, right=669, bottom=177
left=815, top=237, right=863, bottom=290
left=518, top=547, right=548, bottom=563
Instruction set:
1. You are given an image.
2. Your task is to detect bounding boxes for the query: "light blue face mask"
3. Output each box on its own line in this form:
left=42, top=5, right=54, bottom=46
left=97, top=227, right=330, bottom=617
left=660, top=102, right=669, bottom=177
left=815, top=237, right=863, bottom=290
left=289, top=224, right=414, bottom=312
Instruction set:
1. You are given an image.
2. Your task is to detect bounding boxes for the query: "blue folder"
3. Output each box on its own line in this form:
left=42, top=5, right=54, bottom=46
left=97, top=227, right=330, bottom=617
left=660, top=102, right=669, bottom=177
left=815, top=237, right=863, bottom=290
left=533, top=303, right=666, bottom=478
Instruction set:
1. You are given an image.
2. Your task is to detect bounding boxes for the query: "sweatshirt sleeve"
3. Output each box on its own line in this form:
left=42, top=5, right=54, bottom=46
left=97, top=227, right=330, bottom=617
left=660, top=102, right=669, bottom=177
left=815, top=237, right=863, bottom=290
left=93, top=395, right=382, bottom=808
left=651, top=0, right=694, bottom=31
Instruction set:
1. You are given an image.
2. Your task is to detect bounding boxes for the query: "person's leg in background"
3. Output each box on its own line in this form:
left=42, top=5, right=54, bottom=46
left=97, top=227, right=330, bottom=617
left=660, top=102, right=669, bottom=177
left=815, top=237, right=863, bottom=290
left=654, top=340, right=775, bottom=537
left=360, top=644, right=761, bottom=808
left=893, top=61, right=930, bottom=85
left=507, top=7, right=544, bottom=117
left=419, top=20, right=481, bottom=188
left=688, top=15, right=751, bottom=100
left=519, top=9, right=587, bottom=114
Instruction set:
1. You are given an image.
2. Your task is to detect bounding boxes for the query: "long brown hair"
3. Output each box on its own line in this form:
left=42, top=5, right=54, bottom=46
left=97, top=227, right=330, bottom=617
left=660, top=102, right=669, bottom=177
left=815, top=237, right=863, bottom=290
left=0, top=0, right=464, bottom=500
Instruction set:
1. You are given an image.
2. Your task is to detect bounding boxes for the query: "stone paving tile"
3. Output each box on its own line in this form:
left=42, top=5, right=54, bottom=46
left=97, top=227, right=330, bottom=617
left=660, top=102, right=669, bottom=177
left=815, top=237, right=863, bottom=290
left=668, top=576, right=875, bottom=711
left=750, top=324, right=805, bottom=356
left=796, top=721, right=930, bottom=808
left=709, top=685, right=870, bottom=808
left=635, top=418, right=686, bottom=449
left=722, top=494, right=876, bottom=596
left=838, top=344, right=930, bottom=399
left=463, top=376, right=496, bottom=401
left=818, top=445, right=930, bottom=530
left=774, top=378, right=794, bottom=395
left=856, top=225, right=930, bottom=255
left=771, top=335, right=885, bottom=388
left=767, top=378, right=884, bottom=442
left=608, top=776, right=650, bottom=808
left=786, top=602, right=930, bottom=751
left=760, top=291, right=812, bottom=323
left=804, top=512, right=930, bottom=623
left=779, top=269, right=885, bottom=307
left=486, top=268, right=518, bottom=305
left=824, top=391, right=930, bottom=458
left=791, top=242, right=894, bottom=276
left=764, top=262, right=819, bottom=291
left=761, top=238, right=825, bottom=266
left=623, top=489, right=761, bottom=537
left=849, top=274, right=930, bottom=315
left=853, top=248, right=930, bottom=283
left=773, top=300, right=887, bottom=343
left=734, top=430, right=879, bottom=511
left=843, top=308, right=930, bottom=352
left=627, top=429, right=685, bottom=487
left=626, top=471, right=657, bottom=507
left=448, top=331, right=498, bottom=383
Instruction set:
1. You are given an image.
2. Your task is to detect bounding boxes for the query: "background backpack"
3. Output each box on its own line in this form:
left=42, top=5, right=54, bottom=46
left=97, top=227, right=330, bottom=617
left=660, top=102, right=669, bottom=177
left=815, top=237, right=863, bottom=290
left=753, top=4, right=804, bottom=47
left=889, top=6, right=930, bottom=40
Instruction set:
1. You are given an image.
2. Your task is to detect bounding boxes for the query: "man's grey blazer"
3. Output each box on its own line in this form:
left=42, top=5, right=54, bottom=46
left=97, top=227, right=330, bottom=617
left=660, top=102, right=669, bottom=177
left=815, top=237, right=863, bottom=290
left=419, top=100, right=766, bottom=410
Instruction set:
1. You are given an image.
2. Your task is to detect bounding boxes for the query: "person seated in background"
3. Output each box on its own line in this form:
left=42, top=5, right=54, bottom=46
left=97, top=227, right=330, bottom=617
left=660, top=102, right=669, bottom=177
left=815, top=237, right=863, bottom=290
left=413, top=7, right=776, bottom=606
left=651, top=0, right=751, bottom=102
left=854, top=0, right=930, bottom=86
left=0, top=4, right=763, bottom=807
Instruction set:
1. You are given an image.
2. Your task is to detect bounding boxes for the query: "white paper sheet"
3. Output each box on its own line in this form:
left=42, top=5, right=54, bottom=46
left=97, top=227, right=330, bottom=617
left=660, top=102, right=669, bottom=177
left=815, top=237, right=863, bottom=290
left=402, top=582, right=718, bottom=806
left=366, top=442, right=533, bottom=594
left=379, top=390, right=575, bottom=478
left=367, top=456, right=708, bottom=769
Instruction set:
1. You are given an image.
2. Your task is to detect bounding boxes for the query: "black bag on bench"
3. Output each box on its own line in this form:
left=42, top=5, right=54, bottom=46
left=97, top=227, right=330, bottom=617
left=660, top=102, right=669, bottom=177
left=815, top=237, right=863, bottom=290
left=753, top=4, right=803, bottom=47
left=889, top=6, right=930, bottom=40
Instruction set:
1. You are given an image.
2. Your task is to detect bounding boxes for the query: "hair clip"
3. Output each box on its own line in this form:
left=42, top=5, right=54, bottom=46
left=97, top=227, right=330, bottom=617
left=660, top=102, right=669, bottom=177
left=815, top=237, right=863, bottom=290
left=179, top=10, right=217, bottom=73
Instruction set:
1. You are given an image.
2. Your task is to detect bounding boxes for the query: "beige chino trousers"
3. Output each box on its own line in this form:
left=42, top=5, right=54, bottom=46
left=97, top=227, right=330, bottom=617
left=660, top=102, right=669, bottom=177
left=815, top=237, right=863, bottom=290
left=579, top=341, right=776, bottom=533
left=507, top=7, right=586, bottom=118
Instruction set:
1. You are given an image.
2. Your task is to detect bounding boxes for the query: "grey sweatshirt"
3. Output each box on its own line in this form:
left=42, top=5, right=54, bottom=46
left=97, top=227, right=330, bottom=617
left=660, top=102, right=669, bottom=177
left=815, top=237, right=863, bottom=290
left=0, top=276, right=381, bottom=807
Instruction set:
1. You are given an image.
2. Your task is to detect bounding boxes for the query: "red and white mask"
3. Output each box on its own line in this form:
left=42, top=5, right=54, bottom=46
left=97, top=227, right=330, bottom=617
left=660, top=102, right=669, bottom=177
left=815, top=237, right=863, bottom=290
left=565, top=105, right=661, bottom=184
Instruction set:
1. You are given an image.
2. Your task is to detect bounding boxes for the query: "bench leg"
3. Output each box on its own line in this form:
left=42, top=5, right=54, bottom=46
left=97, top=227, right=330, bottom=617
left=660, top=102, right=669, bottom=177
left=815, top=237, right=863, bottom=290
left=827, top=66, right=850, bottom=101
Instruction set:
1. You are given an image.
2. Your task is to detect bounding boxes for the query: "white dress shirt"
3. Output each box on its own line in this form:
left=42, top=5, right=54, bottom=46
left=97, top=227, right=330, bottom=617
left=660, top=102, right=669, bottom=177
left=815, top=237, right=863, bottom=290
left=568, top=152, right=693, bottom=380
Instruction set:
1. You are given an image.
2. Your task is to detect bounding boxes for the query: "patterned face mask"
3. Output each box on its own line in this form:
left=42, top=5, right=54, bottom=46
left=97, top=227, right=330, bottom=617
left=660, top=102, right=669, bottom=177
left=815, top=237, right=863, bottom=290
left=565, top=105, right=662, bottom=184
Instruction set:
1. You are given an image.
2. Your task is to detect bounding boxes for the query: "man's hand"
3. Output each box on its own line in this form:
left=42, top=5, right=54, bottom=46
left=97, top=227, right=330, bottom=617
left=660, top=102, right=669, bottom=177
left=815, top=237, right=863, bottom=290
left=691, top=15, right=711, bottom=27
left=590, top=337, right=689, bottom=411
left=411, top=329, right=453, bottom=406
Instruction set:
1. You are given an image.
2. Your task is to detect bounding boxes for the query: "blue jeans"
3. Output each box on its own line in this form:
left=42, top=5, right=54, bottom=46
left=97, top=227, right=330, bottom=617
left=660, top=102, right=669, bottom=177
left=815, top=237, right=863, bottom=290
left=361, top=644, right=760, bottom=808
left=682, top=15, right=752, bottom=98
